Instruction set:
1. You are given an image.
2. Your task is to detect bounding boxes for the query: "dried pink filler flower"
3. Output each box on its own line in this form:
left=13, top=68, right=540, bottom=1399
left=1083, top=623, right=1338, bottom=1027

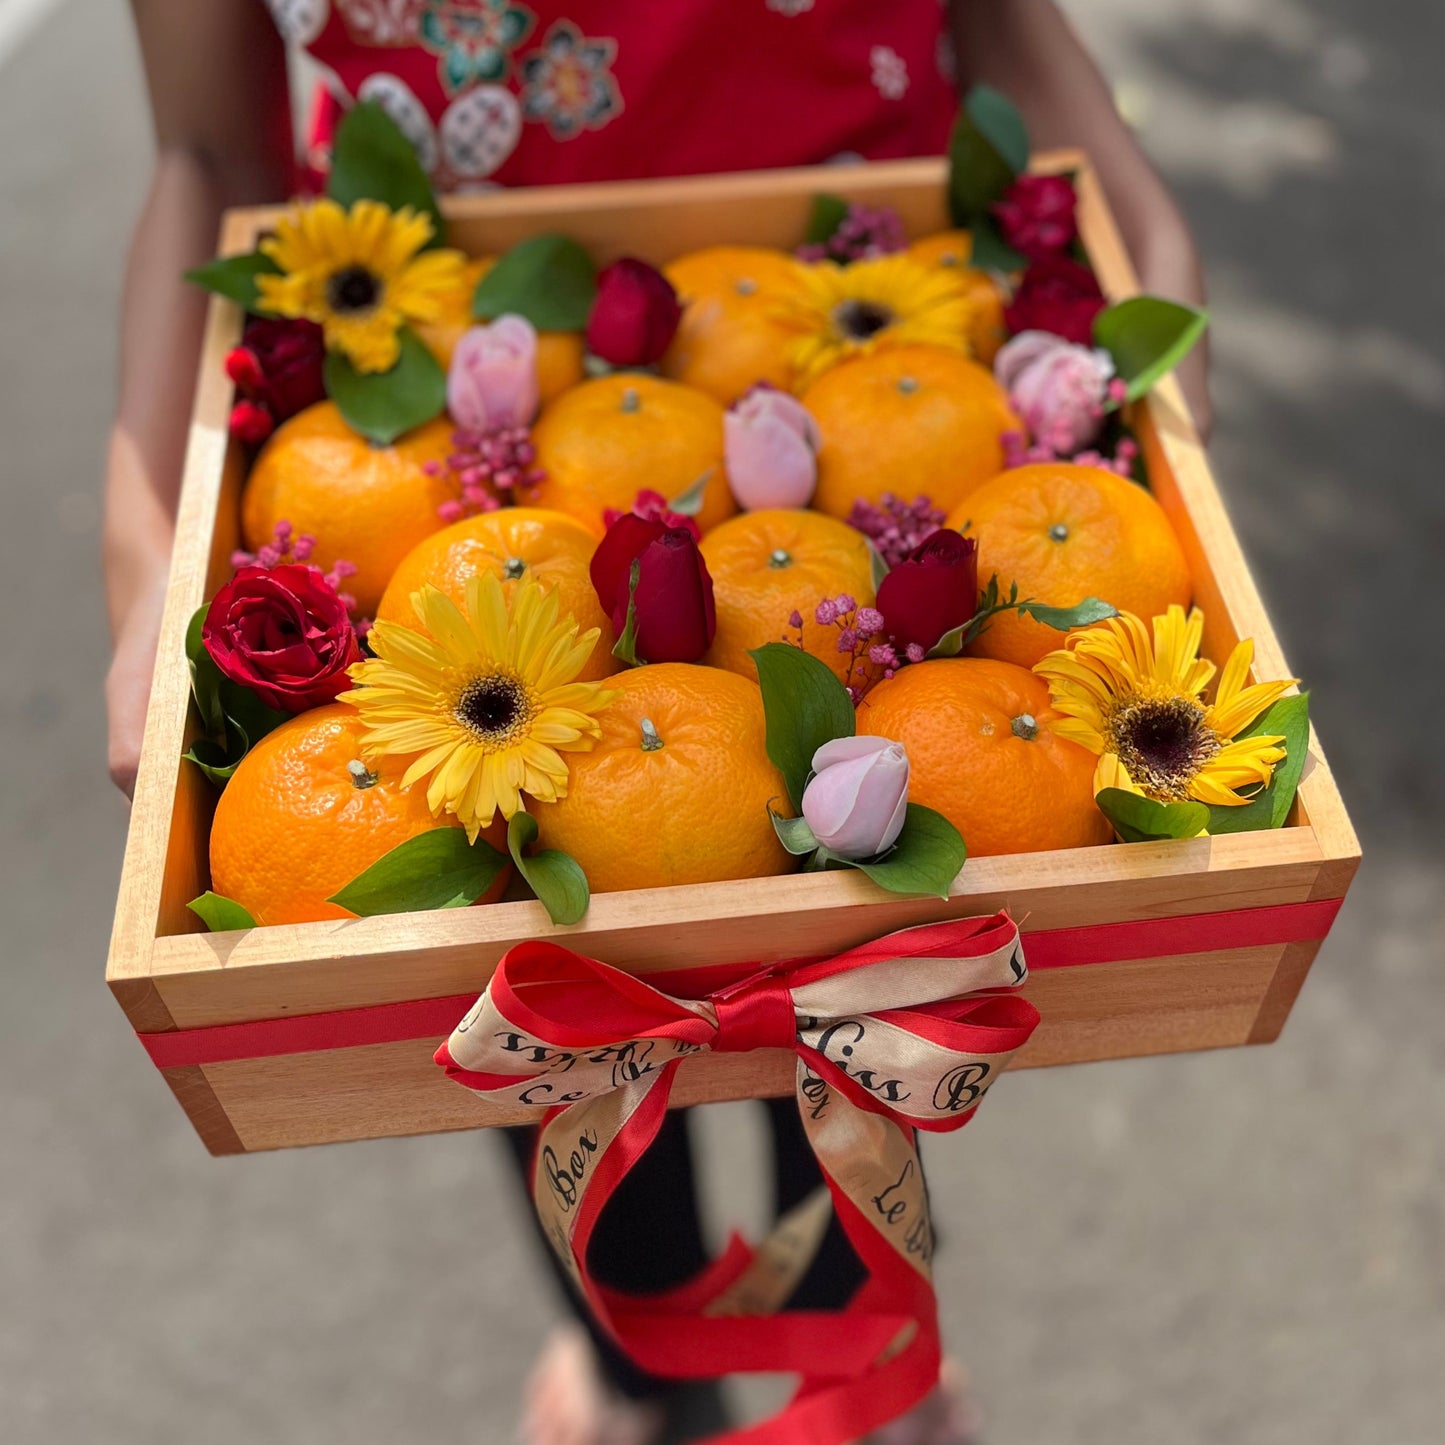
left=796, top=203, right=908, bottom=265
left=1001, top=427, right=1140, bottom=478
left=425, top=425, right=545, bottom=523
left=846, top=493, right=945, bottom=568
left=788, top=593, right=887, bottom=702
left=231, top=520, right=369, bottom=638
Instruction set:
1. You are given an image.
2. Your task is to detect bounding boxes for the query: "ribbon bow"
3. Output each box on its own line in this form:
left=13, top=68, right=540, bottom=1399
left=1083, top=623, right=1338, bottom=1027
left=437, top=911, right=1038, bottom=1445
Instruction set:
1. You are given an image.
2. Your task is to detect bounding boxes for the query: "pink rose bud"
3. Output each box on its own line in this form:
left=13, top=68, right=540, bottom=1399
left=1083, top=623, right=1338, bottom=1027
left=724, top=386, right=822, bottom=510
left=994, top=329, right=1115, bottom=454
left=447, top=316, right=540, bottom=432
left=801, top=735, right=910, bottom=860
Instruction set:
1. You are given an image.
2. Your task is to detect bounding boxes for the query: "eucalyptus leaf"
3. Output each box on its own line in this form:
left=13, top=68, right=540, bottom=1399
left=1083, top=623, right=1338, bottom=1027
left=770, top=809, right=819, bottom=857
left=184, top=252, right=280, bottom=309
left=668, top=470, right=712, bottom=517
left=507, top=812, right=590, bottom=926
left=804, top=193, right=850, bottom=247
left=1096, top=788, right=1209, bottom=844
left=324, top=327, right=446, bottom=445
left=1094, top=297, right=1210, bottom=404
left=850, top=805, right=967, bottom=900
left=947, top=84, right=1029, bottom=224
left=328, top=101, right=445, bottom=243
left=750, top=642, right=856, bottom=812
left=187, top=892, right=257, bottom=932
left=328, top=827, right=509, bottom=916
left=473, top=233, right=597, bottom=330
left=1205, top=693, right=1311, bottom=834
left=964, top=213, right=1026, bottom=274
left=611, top=559, right=642, bottom=666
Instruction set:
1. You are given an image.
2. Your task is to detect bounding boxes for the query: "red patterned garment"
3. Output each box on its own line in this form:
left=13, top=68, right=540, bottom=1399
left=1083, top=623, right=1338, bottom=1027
left=262, top=0, right=960, bottom=190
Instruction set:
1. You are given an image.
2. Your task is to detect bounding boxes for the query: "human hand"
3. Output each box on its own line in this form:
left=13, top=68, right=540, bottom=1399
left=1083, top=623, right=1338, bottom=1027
left=106, top=576, right=168, bottom=799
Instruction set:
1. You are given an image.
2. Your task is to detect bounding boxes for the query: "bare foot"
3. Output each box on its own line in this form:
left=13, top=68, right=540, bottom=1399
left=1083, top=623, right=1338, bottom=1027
left=861, top=1362, right=980, bottom=1445
left=521, top=1326, right=665, bottom=1445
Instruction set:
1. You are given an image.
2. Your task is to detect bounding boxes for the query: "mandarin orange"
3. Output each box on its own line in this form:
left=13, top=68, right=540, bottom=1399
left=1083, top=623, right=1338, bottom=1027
left=241, top=401, right=454, bottom=616
left=531, top=664, right=792, bottom=894
left=859, top=658, right=1110, bottom=857
left=949, top=463, right=1192, bottom=668
left=803, top=346, right=1019, bottom=522
left=700, top=509, right=877, bottom=688
left=528, top=374, right=737, bottom=535
left=375, top=507, right=619, bottom=682
left=905, top=230, right=1008, bottom=362
left=209, top=704, right=508, bottom=925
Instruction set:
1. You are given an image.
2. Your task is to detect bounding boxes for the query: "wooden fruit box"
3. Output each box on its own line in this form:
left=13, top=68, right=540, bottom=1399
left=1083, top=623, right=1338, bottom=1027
left=107, top=153, right=1359, bottom=1156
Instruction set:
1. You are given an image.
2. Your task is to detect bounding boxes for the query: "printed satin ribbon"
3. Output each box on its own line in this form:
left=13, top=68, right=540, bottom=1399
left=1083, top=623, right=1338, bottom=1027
left=436, top=911, right=1040, bottom=1445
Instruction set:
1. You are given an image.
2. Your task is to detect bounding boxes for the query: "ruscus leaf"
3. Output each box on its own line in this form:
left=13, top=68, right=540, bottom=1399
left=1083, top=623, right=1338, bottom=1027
left=473, top=234, right=597, bottom=331
left=947, top=85, right=1030, bottom=224
left=325, top=327, right=446, bottom=445
left=187, top=892, right=257, bottom=932
left=851, top=805, right=968, bottom=900
left=1205, top=693, right=1311, bottom=834
left=508, top=812, right=590, bottom=926
left=327, top=101, right=445, bottom=243
left=749, top=642, right=857, bottom=811
left=327, top=828, right=509, bottom=916
left=1094, top=297, right=1210, bottom=403
left=184, top=252, right=280, bottom=308
left=1096, top=788, right=1209, bottom=844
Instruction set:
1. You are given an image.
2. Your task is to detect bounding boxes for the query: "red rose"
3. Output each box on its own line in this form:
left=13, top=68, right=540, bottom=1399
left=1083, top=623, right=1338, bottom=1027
left=202, top=563, right=361, bottom=712
left=225, top=318, right=326, bottom=443
left=876, top=529, right=979, bottom=653
left=991, top=174, right=1079, bottom=261
left=585, top=258, right=683, bottom=367
left=590, top=513, right=716, bottom=664
left=1004, top=255, right=1107, bottom=346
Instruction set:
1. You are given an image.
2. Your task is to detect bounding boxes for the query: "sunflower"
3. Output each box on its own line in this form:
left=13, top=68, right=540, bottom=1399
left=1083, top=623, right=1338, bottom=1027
left=341, top=572, right=614, bottom=840
left=1034, top=605, right=1298, bottom=808
left=256, top=198, right=465, bottom=374
left=769, top=254, right=976, bottom=390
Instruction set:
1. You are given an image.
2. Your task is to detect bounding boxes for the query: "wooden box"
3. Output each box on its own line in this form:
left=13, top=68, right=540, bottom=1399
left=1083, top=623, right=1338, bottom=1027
left=107, top=154, right=1359, bottom=1155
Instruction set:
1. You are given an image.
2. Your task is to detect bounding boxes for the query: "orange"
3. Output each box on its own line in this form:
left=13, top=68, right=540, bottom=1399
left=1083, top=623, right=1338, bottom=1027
left=415, top=255, right=586, bottom=405
left=803, top=346, right=1019, bottom=522
left=376, top=507, right=619, bottom=682
left=858, top=658, right=1110, bottom=857
left=529, top=374, right=737, bottom=535
left=532, top=664, right=793, bottom=894
left=209, top=704, right=508, bottom=926
left=660, top=245, right=800, bottom=403
left=242, top=401, right=454, bottom=616
left=948, top=463, right=1192, bottom=668
left=905, top=230, right=1008, bottom=363
left=700, top=509, right=877, bottom=688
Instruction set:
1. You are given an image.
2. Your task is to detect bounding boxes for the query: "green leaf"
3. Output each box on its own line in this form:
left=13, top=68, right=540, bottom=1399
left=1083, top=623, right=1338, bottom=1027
left=867, top=540, right=890, bottom=594
left=611, top=558, right=643, bottom=666
left=964, top=212, right=1026, bottom=274
left=850, top=805, right=968, bottom=900
left=1096, top=788, right=1209, bottom=844
left=473, top=233, right=597, bottom=331
left=1205, top=693, right=1311, bottom=834
left=926, top=579, right=1115, bottom=659
left=1094, top=297, right=1210, bottom=404
left=804, top=193, right=850, bottom=246
left=770, top=809, right=819, bottom=857
left=327, top=101, right=445, bottom=244
left=750, top=642, right=856, bottom=812
left=668, top=469, right=713, bottom=517
left=183, top=606, right=288, bottom=786
left=508, top=812, right=590, bottom=926
left=1017, top=596, right=1118, bottom=630
left=185, top=605, right=225, bottom=738
left=184, top=252, right=281, bottom=309
left=327, top=827, right=510, bottom=916
left=947, top=84, right=1030, bottom=224
left=324, top=327, right=446, bottom=445
left=187, top=892, right=257, bottom=932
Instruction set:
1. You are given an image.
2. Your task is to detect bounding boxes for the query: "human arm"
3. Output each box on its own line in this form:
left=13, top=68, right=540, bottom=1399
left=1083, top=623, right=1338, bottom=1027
left=949, top=0, right=1211, bottom=434
left=106, top=0, right=292, bottom=795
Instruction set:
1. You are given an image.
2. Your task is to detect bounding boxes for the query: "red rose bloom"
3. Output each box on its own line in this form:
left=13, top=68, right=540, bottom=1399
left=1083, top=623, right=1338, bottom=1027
left=991, top=174, right=1079, bottom=261
left=590, top=512, right=716, bottom=663
left=202, top=563, right=361, bottom=712
left=585, top=258, right=683, bottom=368
left=224, top=318, right=326, bottom=444
left=1004, top=255, right=1107, bottom=346
left=876, top=529, right=980, bottom=653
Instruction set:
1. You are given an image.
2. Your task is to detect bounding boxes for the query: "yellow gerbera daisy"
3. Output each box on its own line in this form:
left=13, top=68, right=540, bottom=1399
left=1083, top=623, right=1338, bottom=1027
left=769, top=254, right=976, bottom=391
left=1033, top=605, right=1299, bottom=808
left=341, top=572, right=614, bottom=841
left=257, top=198, right=465, bottom=374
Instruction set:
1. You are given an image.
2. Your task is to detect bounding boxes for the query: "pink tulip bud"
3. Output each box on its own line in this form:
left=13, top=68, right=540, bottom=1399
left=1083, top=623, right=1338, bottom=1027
left=723, top=386, right=822, bottom=511
left=447, top=316, right=540, bottom=432
left=801, top=735, right=910, bottom=860
left=994, top=329, right=1115, bottom=455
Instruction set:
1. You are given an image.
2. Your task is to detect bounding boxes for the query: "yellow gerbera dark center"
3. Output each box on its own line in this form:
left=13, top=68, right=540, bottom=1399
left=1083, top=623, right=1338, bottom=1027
left=833, top=299, right=895, bottom=341
left=326, top=265, right=382, bottom=315
left=455, top=673, right=534, bottom=744
left=1107, top=694, right=1221, bottom=800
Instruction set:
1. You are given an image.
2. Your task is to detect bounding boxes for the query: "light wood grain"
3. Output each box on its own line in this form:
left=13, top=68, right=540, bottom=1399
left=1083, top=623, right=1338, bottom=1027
left=105, top=155, right=1359, bottom=1153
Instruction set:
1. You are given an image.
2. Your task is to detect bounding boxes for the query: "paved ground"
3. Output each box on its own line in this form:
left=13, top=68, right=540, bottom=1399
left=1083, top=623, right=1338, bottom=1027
left=1, top=2, right=1441, bottom=1442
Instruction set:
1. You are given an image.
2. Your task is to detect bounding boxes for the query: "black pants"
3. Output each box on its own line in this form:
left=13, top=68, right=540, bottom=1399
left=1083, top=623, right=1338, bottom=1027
left=501, top=1098, right=868, bottom=1400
